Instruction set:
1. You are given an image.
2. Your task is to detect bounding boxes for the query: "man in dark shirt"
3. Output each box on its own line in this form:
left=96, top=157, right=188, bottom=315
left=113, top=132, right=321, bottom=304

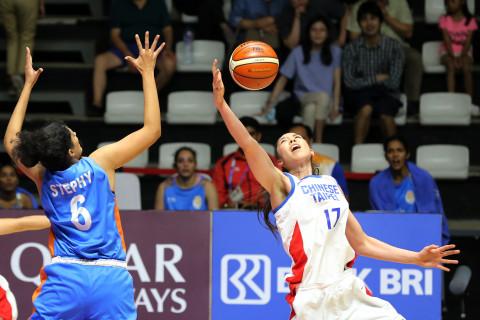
left=90, top=0, right=176, bottom=116
left=342, top=1, right=404, bottom=144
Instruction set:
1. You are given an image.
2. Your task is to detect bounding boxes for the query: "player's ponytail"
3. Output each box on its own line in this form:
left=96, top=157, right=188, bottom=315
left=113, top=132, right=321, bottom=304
left=13, top=120, right=74, bottom=171
left=257, top=191, right=280, bottom=240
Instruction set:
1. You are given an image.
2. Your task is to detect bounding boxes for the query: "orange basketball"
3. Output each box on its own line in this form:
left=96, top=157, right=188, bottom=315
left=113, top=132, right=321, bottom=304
left=229, top=41, right=279, bottom=90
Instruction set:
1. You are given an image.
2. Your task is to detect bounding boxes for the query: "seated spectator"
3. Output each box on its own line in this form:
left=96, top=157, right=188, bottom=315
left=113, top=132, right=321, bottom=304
left=0, top=163, right=38, bottom=209
left=228, top=0, right=289, bottom=50
left=347, top=0, right=422, bottom=113
left=256, top=15, right=341, bottom=142
left=369, top=136, right=450, bottom=245
left=439, top=0, right=477, bottom=104
left=289, top=123, right=349, bottom=201
left=342, top=1, right=404, bottom=144
left=212, top=116, right=278, bottom=209
left=278, top=0, right=346, bottom=50
left=90, top=0, right=176, bottom=116
left=155, top=147, right=219, bottom=210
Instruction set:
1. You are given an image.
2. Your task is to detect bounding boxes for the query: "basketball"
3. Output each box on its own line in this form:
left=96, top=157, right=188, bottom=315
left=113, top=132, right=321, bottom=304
left=229, top=41, right=279, bottom=90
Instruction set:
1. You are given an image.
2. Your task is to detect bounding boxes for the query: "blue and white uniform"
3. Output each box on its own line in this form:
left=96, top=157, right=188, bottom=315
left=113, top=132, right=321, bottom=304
left=30, top=157, right=135, bottom=320
left=274, top=173, right=404, bottom=320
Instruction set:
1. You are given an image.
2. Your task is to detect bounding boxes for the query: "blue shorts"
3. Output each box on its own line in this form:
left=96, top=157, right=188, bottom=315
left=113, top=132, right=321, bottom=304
left=110, top=42, right=163, bottom=67
left=30, top=262, right=136, bottom=320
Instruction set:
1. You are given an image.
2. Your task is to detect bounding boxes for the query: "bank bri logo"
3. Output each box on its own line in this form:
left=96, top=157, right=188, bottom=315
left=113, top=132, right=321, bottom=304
left=220, top=254, right=271, bottom=305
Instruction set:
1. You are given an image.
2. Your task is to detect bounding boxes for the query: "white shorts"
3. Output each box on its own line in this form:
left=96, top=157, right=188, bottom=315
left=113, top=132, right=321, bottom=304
left=291, top=270, right=405, bottom=320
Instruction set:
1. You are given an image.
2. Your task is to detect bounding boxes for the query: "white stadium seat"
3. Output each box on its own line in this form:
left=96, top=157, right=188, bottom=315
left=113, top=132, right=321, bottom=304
left=176, top=40, right=225, bottom=72
left=422, top=41, right=445, bottom=74
left=416, top=145, right=469, bottom=180
left=159, top=142, right=211, bottom=170
left=97, top=142, right=149, bottom=168
left=425, top=0, right=475, bottom=24
left=114, top=173, right=142, bottom=210
left=351, top=144, right=388, bottom=173
left=104, top=91, right=144, bottom=124
left=395, top=93, right=408, bottom=125
left=311, top=143, right=340, bottom=162
left=420, top=92, right=471, bottom=125
left=166, top=91, right=217, bottom=124
left=222, top=142, right=276, bottom=156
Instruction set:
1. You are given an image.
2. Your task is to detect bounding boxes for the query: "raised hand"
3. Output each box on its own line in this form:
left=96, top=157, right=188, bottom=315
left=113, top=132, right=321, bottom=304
left=125, top=31, right=165, bottom=75
left=212, top=59, right=225, bottom=108
left=416, top=244, right=460, bottom=272
left=24, top=47, right=43, bottom=88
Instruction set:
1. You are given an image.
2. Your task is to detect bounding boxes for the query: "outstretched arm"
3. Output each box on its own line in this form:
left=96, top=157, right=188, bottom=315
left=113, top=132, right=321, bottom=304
left=90, top=32, right=162, bottom=181
left=212, top=60, right=284, bottom=197
left=346, top=211, right=459, bottom=271
left=0, top=215, right=50, bottom=235
left=4, top=48, right=44, bottom=188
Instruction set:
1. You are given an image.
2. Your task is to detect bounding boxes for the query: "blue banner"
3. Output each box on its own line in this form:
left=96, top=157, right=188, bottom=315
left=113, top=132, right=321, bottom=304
left=212, top=211, right=442, bottom=320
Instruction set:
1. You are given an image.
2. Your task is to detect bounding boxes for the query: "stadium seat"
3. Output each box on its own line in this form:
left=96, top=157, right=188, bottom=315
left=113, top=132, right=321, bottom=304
left=159, top=142, right=211, bottom=170
left=114, top=173, right=142, bottom=210
left=222, top=142, right=276, bottom=156
left=416, top=145, right=469, bottom=180
left=104, top=91, right=144, bottom=124
left=395, top=93, right=408, bottom=125
left=166, top=91, right=217, bottom=124
left=420, top=93, right=471, bottom=125
left=351, top=144, right=388, bottom=173
left=311, top=143, right=340, bottom=162
left=422, top=41, right=446, bottom=73
left=425, top=0, right=475, bottom=24
left=229, top=91, right=301, bottom=124
left=176, top=40, right=225, bottom=72
left=97, top=142, right=149, bottom=168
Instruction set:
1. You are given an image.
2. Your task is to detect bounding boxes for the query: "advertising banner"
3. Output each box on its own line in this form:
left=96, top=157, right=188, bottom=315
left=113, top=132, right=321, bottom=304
left=212, top=211, right=442, bottom=320
left=0, top=210, right=211, bottom=320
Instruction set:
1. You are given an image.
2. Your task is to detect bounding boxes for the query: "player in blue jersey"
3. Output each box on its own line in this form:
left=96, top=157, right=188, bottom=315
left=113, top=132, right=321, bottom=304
left=3, top=32, right=162, bottom=319
left=211, top=59, right=460, bottom=319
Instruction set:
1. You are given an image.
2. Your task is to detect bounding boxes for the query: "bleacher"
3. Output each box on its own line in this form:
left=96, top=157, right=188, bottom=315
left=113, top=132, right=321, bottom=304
left=0, top=1, right=479, bottom=317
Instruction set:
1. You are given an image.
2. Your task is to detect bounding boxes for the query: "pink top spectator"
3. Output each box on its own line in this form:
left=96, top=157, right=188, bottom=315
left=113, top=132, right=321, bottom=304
left=439, top=15, right=478, bottom=54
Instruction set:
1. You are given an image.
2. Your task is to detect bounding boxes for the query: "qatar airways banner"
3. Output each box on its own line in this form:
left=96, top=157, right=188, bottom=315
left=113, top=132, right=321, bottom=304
left=0, top=210, right=211, bottom=320
left=212, top=212, right=442, bottom=320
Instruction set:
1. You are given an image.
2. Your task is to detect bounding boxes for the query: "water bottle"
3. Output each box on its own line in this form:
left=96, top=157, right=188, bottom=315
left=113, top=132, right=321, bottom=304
left=183, top=26, right=194, bottom=65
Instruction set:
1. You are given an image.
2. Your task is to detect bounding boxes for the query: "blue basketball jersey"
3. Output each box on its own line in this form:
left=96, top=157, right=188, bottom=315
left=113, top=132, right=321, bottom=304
left=41, top=157, right=126, bottom=260
left=164, top=176, right=208, bottom=210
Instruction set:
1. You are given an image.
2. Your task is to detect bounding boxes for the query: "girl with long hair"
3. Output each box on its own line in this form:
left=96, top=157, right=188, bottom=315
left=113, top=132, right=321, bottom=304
left=3, top=32, right=162, bottom=319
left=212, top=59, right=459, bottom=319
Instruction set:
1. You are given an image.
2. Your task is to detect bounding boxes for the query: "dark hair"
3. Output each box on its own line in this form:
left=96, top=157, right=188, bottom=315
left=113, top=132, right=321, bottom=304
left=240, top=116, right=260, bottom=133
left=357, top=1, right=384, bottom=25
left=288, top=123, right=313, bottom=140
left=383, top=135, right=410, bottom=153
left=13, top=120, right=74, bottom=171
left=173, top=147, right=197, bottom=168
left=302, top=15, right=333, bottom=66
left=444, top=0, right=472, bottom=25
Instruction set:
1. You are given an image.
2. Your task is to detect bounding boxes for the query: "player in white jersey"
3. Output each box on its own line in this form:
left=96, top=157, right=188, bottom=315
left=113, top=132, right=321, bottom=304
left=211, top=60, right=460, bottom=320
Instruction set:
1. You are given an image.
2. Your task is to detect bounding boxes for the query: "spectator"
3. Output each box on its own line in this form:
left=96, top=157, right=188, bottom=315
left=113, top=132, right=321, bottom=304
left=256, top=15, right=341, bottom=142
left=347, top=0, right=422, bottom=114
left=342, top=1, right=404, bottom=144
left=90, top=0, right=176, bottom=116
left=212, top=116, right=278, bottom=209
left=289, top=123, right=350, bottom=201
left=439, top=0, right=477, bottom=104
left=0, top=163, right=38, bottom=209
left=155, top=147, right=219, bottom=210
left=278, top=0, right=346, bottom=50
left=369, top=135, right=450, bottom=246
left=0, top=0, right=45, bottom=98
left=228, top=0, right=289, bottom=50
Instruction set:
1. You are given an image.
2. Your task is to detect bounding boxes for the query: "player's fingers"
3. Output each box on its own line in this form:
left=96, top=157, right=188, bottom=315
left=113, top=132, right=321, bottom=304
left=212, top=59, right=218, bottom=74
left=442, top=249, right=460, bottom=257
left=144, top=31, right=150, bottom=50
left=437, top=265, right=450, bottom=272
left=135, top=34, right=143, bottom=52
left=439, top=244, right=456, bottom=252
left=151, top=35, right=160, bottom=52
left=154, top=42, right=165, bottom=58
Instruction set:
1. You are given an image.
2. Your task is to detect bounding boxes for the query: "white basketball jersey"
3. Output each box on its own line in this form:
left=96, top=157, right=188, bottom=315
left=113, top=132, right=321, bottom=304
left=274, top=173, right=355, bottom=291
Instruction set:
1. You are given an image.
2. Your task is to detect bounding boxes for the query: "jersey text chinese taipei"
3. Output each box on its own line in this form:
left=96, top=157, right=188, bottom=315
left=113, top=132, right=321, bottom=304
left=41, top=157, right=126, bottom=260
